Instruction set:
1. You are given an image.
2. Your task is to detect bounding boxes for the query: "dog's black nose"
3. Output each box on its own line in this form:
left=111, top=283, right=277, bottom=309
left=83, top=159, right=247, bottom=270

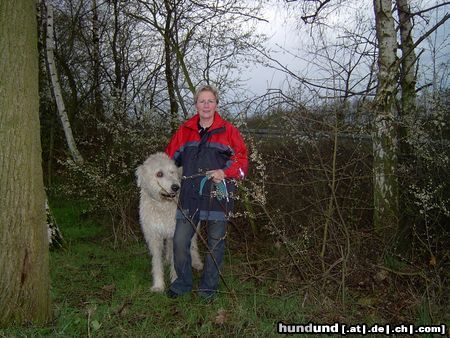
left=171, top=184, right=180, bottom=192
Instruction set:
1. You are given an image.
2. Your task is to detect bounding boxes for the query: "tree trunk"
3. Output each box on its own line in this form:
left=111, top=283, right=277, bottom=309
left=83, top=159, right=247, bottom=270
left=397, top=0, right=417, bottom=124
left=111, top=0, right=125, bottom=117
left=92, top=0, right=105, bottom=122
left=163, top=0, right=180, bottom=133
left=396, top=0, right=417, bottom=251
left=46, top=2, right=84, bottom=165
left=0, top=0, right=51, bottom=325
left=372, top=0, right=399, bottom=239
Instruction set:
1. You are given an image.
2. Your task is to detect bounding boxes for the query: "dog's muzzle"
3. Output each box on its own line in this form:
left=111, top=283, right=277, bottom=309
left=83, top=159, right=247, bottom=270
left=160, top=184, right=180, bottom=199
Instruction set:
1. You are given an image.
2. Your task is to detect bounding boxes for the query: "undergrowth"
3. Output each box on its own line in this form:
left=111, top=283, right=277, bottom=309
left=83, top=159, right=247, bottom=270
left=1, top=197, right=448, bottom=337
left=0, top=199, right=306, bottom=337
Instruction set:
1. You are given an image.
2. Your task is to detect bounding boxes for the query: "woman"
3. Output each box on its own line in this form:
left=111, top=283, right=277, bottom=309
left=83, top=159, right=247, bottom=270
left=165, top=84, right=248, bottom=300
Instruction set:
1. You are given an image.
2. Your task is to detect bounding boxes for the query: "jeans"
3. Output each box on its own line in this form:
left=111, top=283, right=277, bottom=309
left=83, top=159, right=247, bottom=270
left=170, top=217, right=227, bottom=297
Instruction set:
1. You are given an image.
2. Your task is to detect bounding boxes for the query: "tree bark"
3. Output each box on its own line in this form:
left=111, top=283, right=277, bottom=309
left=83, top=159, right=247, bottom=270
left=111, top=0, right=125, bottom=117
left=372, top=0, right=399, bottom=239
left=397, top=0, right=417, bottom=151
left=397, top=0, right=417, bottom=108
left=396, top=0, right=417, bottom=250
left=46, top=2, right=84, bottom=165
left=92, top=0, right=105, bottom=122
left=0, top=0, right=51, bottom=325
left=163, top=0, right=180, bottom=133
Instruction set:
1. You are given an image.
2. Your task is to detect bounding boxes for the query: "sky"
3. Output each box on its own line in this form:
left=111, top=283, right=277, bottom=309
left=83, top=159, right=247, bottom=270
left=244, top=4, right=303, bottom=96
left=241, top=0, right=450, bottom=99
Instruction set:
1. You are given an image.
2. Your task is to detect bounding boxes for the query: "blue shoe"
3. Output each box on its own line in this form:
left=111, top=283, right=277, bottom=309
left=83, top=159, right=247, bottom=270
left=198, top=292, right=217, bottom=303
left=166, top=289, right=179, bottom=299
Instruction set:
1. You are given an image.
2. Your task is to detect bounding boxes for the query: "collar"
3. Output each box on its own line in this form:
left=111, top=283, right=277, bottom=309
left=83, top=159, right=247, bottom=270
left=197, top=120, right=209, bottom=137
left=184, top=112, right=225, bottom=131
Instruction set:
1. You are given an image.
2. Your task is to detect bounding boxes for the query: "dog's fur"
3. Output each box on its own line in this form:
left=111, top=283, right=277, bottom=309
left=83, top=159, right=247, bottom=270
left=136, top=152, right=203, bottom=292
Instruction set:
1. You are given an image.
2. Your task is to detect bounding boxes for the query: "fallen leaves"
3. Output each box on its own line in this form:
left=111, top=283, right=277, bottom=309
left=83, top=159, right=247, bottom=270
left=214, top=308, right=229, bottom=325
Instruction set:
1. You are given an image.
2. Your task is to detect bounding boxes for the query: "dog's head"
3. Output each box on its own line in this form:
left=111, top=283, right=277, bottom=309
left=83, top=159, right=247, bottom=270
left=136, top=152, right=181, bottom=202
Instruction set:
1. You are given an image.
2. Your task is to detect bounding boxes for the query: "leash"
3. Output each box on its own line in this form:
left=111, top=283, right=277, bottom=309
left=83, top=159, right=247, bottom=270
left=199, top=176, right=229, bottom=202
left=181, top=171, right=210, bottom=180
left=180, top=172, right=230, bottom=258
left=182, top=171, right=230, bottom=202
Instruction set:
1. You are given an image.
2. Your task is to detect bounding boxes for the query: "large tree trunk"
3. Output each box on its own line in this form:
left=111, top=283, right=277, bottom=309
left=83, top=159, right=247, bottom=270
left=372, top=0, right=399, bottom=239
left=0, top=0, right=51, bottom=325
left=46, top=2, right=84, bottom=165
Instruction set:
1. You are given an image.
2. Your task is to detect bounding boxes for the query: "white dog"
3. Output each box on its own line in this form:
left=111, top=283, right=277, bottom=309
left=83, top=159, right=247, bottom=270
left=136, top=152, right=203, bottom=292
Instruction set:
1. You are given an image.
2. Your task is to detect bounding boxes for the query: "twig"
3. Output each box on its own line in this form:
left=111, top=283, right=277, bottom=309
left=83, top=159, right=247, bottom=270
left=373, top=264, right=430, bottom=281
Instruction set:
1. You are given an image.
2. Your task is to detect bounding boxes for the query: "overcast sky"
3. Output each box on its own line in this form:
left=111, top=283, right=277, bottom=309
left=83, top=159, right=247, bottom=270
left=241, top=0, right=449, bottom=98
left=244, top=4, right=302, bottom=96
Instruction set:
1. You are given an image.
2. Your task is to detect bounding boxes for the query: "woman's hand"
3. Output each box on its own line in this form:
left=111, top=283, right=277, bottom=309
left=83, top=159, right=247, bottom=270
left=206, top=169, right=225, bottom=183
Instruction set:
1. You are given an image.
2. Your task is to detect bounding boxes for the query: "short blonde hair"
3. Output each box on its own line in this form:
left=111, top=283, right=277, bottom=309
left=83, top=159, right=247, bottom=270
left=194, top=84, right=219, bottom=104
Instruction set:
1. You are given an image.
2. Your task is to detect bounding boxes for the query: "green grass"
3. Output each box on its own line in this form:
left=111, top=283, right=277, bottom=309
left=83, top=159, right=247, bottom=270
left=0, top=200, right=307, bottom=337
left=3, top=199, right=447, bottom=337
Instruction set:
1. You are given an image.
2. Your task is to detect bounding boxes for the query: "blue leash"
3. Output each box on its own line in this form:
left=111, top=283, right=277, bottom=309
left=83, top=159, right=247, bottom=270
left=199, top=176, right=229, bottom=202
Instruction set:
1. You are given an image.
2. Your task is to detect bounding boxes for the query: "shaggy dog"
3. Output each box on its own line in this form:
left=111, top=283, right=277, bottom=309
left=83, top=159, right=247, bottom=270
left=136, top=152, right=203, bottom=292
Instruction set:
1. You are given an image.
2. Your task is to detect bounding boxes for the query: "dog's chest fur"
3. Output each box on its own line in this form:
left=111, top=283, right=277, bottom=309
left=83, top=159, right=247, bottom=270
left=139, top=194, right=177, bottom=238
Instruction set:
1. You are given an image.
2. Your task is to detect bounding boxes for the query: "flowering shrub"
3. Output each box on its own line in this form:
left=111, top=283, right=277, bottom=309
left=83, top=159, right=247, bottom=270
left=56, top=115, right=169, bottom=243
left=400, top=92, right=450, bottom=259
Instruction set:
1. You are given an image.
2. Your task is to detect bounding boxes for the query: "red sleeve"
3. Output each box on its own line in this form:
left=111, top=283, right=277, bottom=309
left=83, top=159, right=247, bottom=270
left=223, top=124, right=248, bottom=180
left=165, top=127, right=183, bottom=165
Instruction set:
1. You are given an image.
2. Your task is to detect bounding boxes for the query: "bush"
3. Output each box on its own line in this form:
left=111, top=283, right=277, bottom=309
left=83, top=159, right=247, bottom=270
left=54, top=115, right=169, bottom=244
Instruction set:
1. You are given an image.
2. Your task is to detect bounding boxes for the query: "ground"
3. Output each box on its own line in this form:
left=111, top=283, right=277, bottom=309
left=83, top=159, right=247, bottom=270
left=0, top=198, right=447, bottom=337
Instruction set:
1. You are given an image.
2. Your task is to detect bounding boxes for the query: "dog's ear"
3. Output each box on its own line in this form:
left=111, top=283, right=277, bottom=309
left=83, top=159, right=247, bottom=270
left=177, top=166, right=183, bottom=178
left=136, top=165, right=143, bottom=187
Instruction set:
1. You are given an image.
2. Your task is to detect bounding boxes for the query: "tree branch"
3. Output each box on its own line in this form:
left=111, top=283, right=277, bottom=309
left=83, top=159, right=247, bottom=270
left=412, top=2, right=450, bottom=17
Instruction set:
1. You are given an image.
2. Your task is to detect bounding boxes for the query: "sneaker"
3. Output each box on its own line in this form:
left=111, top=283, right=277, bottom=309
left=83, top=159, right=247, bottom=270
left=166, top=289, right=179, bottom=299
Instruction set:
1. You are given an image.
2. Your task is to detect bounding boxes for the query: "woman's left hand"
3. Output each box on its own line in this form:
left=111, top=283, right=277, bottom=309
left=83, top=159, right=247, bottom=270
left=207, top=169, right=225, bottom=183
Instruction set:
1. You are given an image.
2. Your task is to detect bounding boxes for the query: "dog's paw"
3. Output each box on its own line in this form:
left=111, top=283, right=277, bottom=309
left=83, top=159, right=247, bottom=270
left=151, top=285, right=165, bottom=292
left=192, top=261, right=204, bottom=271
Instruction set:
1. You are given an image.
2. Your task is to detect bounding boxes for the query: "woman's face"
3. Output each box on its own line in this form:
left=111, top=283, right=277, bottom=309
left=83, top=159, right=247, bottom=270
left=196, top=90, right=217, bottom=122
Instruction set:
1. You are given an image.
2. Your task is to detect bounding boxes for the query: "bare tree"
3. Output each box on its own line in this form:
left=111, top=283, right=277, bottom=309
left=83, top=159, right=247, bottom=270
left=128, top=0, right=187, bottom=131
left=397, top=0, right=417, bottom=127
left=396, top=0, right=417, bottom=249
left=128, top=0, right=266, bottom=123
left=92, top=0, right=105, bottom=121
left=372, top=0, right=399, bottom=237
left=162, top=0, right=181, bottom=131
left=0, top=0, right=51, bottom=325
left=271, top=0, right=448, bottom=243
left=46, top=1, right=84, bottom=164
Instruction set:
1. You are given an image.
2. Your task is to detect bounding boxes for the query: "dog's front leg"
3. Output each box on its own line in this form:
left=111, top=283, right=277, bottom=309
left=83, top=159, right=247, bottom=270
left=149, top=237, right=165, bottom=292
left=165, top=238, right=177, bottom=282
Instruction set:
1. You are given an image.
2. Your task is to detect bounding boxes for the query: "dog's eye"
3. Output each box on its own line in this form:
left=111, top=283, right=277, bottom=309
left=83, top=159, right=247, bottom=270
left=156, top=171, right=163, bottom=178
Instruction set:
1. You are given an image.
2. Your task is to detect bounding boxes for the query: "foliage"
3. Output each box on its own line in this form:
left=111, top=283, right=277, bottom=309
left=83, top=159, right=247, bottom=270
left=3, top=194, right=448, bottom=336
left=238, top=98, right=449, bottom=325
left=0, top=199, right=310, bottom=337
left=39, top=0, right=267, bottom=242
left=33, top=0, right=450, bottom=332
left=52, top=114, right=168, bottom=243
left=397, top=90, right=450, bottom=299
left=45, top=93, right=448, bottom=326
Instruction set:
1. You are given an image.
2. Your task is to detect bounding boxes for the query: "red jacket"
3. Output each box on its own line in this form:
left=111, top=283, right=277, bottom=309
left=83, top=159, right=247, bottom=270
left=165, top=112, right=248, bottom=221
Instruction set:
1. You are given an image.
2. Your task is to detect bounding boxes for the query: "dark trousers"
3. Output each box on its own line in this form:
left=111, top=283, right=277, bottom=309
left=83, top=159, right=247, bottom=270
left=170, top=217, right=227, bottom=297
